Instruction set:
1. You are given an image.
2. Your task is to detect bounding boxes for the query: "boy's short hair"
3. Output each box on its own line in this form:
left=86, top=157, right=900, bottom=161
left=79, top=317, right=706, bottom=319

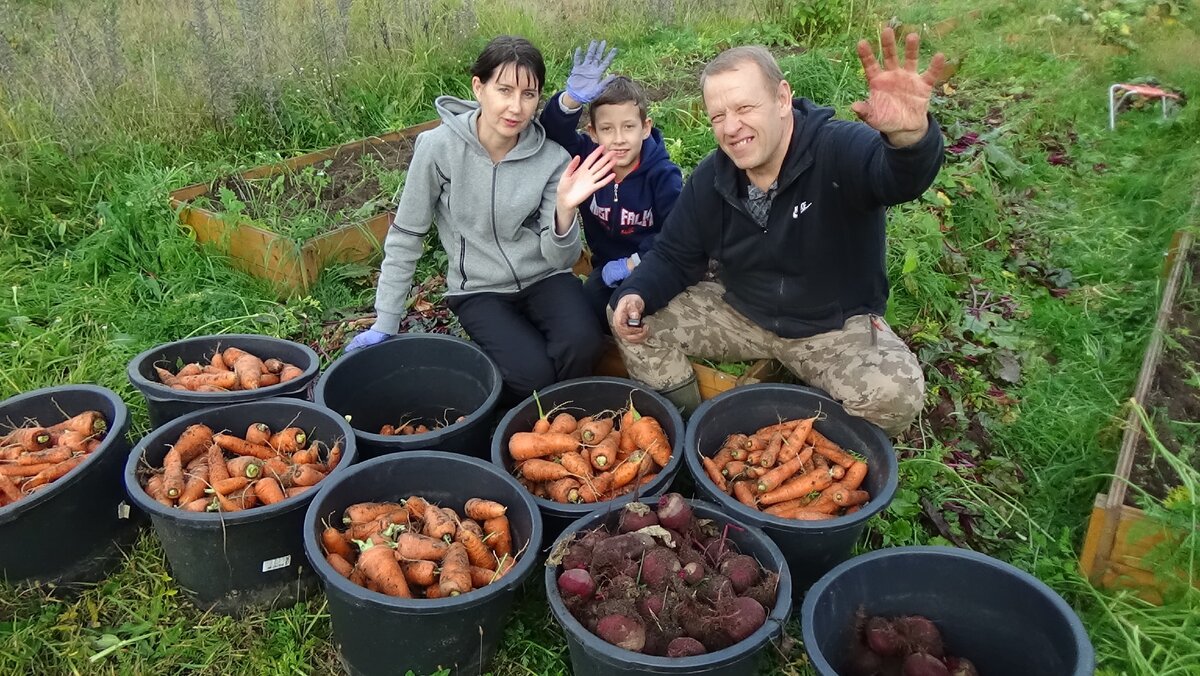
left=588, top=76, right=649, bottom=122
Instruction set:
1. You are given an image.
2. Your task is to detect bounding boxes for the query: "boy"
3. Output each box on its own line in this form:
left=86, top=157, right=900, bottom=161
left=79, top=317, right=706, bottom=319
left=540, top=40, right=683, bottom=328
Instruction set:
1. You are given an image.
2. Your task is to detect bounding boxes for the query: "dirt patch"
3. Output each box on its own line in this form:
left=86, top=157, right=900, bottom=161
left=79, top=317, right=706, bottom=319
left=1126, top=246, right=1200, bottom=505
left=207, top=136, right=415, bottom=237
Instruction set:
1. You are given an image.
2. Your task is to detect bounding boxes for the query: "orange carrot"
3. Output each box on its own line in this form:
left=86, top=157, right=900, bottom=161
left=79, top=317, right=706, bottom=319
left=323, top=526, right=356, bottom=559
left=483, top=516, right=512, bottom=558
left=261, top=456, right=290, bottom=479
left=162, top=448, right=184, bottom=500
left=23, top=455, right=86, bottom=490
left=178, top=462, right=210, bottom=504
left=327, top=553, right=354, bottom=579
left=175, top=372, right=238, bottom=390
left=5, top=427, right=51, bottom=451
left=783, top=416, right=816, bottom=452
left=285, top=464, right=326, bottom=488
left=400, top=559, right=438, bottom=587
left=609, top=450, right=651, bottom=490
left=183, top=497, right=213, bottom=512
left=578, top=417, right=614, bottom=445
left=732, top=480, right=758, bottom=508
left=456, top=526, right=495, bottom=570
left=394, top=532, right=449, bottom=561
left=628, top=416, right=671, bottom=467
left=146, top=473, right=173, bottom=507
left=576, top=472, right=614, bottom=503
left=344, top=502, right=405, bottom=525
left=172, top=424, right=215, bottom=465
left=547, top=477, right=582, bottom=503
left=722, top=460, right=749, bottom=479
left=701, top=455, right=729, bottom=493
left=760, top=432, right=784, bottom=468
left=0, top=474, right=21, bottom=502
left=176, top=363, right=203, bottom=378
left=519, top=458, right=572, bottom=482
left=831, top=486, right=870, bottom=508
left=755, top=456, right=805, bottom=494
left=263, top=358, right=285, bottom=374
left=463, top=499, right=507, bottom=522
left=841, top=461, right=868, bottom=491
left=549, top=412, right=578, bottom=434
left=438, top=542, right=472, bottom=596
left=470, top=565, right=501, bottom=588
left=357, top=541, right=412, bottom=598
left=508, top=432, right=578, bottom=461
left=779, top=508, right=835, bottom=521
left=278, top=365, right=304, bottom=383
left=587, top=433, right=618, bottom=471
left=226, top=485, right=260, bottom=510
left=154, top=366, right=179, bottom=387
left=711, top=446, right=736, bottom=469
left=214, top=433, right=276, bottom=460
left=403, top=495, right=430, bottom=519
left=559, top=451, right=593, bottom=479
left=245, top=423, right=271, bottom=446
left=231, top=354, right=264, bottom=390
left=17, top=447, right=71, bottom=466
left=813, top=442, right=856, bottom=469
left=291, top=448, right=319, bottom=466
left=48, top=410, right=107, bottom=437
left=226, top=456, right=263, bottom=479
left=285, top=485, right=314, bottom=499
left=422, top=504, right=458, bottom=542
left=212, top=476, right=249, bottom=495
left=0, top=463, right=51, bottom=478
left=254, top=477, right=286, bottom=504
left=325, top=442, right=344, bottom=472
left=269, top=427, right=307, bottom=453
left=759, top=471, right=835, bottom=506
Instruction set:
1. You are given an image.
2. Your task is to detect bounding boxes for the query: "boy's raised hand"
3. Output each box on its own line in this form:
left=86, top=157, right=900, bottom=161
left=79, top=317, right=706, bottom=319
left=566, top=39, right=618, bottom=105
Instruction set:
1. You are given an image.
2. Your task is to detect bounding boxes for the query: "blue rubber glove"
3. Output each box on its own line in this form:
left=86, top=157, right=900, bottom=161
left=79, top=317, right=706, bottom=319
left=602, top=258, right=631, bottom=287
left=344, top=329, right=391, bottom=353
left=566, top=40, right=618, bottom=105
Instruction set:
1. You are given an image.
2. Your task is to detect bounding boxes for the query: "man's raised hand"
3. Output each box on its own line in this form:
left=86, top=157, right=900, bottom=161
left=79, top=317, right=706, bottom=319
left=850, top=28, right=945, bottom=148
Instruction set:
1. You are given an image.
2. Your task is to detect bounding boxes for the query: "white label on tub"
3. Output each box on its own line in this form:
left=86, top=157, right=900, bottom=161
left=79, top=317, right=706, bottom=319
left=262, top=555, right=292, bottom=573
left=117, top=502, right=131, bottom=519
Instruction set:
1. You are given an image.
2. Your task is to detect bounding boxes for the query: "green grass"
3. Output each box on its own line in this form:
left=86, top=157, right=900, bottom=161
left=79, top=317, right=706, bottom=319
left=2, top=0, right=1200, bottom=673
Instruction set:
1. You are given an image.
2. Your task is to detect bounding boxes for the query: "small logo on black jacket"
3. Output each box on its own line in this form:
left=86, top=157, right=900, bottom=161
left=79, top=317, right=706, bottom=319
left=793, top=201, right=813, bottom=218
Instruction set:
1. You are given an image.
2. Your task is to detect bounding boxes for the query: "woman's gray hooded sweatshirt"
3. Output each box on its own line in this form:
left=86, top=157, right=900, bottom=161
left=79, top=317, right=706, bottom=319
left=371, top=95, right=579, bottom=334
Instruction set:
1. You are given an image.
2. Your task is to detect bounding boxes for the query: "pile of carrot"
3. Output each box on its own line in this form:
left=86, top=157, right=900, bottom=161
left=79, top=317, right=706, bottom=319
left=379, top=414, right=465, bottom=436
left=506, top=399, right=671, bottom=504
left=698, top=416, right=871, bottom=521
left=138, top=422, right=343, bottom=512
left=319, top=496, right=517, bottom=598
left=0, top=411, right=108, bottom=508
left=153, top=346, right=304, bottom=392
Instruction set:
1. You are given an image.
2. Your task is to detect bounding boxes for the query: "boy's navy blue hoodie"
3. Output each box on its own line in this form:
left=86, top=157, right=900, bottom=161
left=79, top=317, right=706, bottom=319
left=539, top=93, right=683, bottom=268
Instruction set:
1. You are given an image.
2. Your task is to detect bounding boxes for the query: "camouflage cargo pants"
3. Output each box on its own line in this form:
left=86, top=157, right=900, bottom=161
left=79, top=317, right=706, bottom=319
left=614, top=281, right=925, bottom=436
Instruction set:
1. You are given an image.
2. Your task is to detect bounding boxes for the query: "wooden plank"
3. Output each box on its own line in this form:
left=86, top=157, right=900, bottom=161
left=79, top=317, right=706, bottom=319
left=695, top=362, right=738, bottom=400
left=180, top=206, right=306, bottom=292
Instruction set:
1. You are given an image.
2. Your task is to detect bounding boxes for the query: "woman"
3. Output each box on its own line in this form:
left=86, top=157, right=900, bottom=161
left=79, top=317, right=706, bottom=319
left=345, top=36, right=614, bottom=404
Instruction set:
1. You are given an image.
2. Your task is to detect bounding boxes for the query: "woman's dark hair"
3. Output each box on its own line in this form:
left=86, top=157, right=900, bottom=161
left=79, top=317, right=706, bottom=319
left=471, top=35, right=546, bottom=92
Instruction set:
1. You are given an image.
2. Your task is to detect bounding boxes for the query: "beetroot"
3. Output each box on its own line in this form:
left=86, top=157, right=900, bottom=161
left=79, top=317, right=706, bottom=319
left=656, top=493, right=694, bottom=531
left=743, top=573, right=779, bottom=610
left=638, top=593, right=666, bottom=620
left=679, top=561, right=705, bottom=585
left=719, top=595, right=767, bottom=643
left=618, top=503, right=660, bottom=533
left=845, top=640, right=888, bottom=676
left=902, top=652, right=950, bottom=676
left=865, top=616, right=905, bottom=657
left=718, top=554, right=761, bottom=593
left=696, top=573, right=735, bottom=603
left=596, top=615, right=647, bottom=653
left=944, top=657, right=979, bottom=676
left=666, top=636, right=707, bottom=657
left=592, top=532, right=654, bottom=571
left=895, top=616, right=944, bottom=658
left=561, top=542, right=594, bottom=571
left=639, top=547, right=681, bottom=588
left=557, top=569, right=596, bottom=599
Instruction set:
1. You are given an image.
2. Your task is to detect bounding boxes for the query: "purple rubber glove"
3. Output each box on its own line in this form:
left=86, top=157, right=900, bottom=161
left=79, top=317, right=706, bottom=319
left=566, top=40, right=618, bottom=105
left=344, top=329, right=391, bottom=353
left=602, top=258, right=631, bottom=287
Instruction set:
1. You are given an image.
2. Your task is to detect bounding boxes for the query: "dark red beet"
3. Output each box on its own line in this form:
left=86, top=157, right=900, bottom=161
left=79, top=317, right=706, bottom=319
left=618, top=503, right=660, bottom=533
left=700, top=536, right=737, bottom=568
left=667, top=636, right=707, bottom=657
left=895, top=616, right=944, bottom=658
left=557, top=568, right=596, bottom=598
left=718, top=554, right=761, bottom=593
left=640, top=547, right=681, bottom=588
left=592, top=532, right=655, bottom=572
left=696, top=573, right=735, bottom=603
left=902, top=652, right=950, bottom=676
left=719, top=595, right=766, bottom=643
left=743, top=572, right=778, bottom=610
left=638, top=593, right=666, bottom=620
left=866, top=616, right=905, bottom=657
left=679, top=561, right=705, bottom=585
left=596, top=615, right=647, bottom=653
left=562, top=542, right=593, bottom=570
left=945, top=657, right=980, bottom=676
left=578, top=527, right=611, bottom=548
left=845, top=639, right=888, bottom=676
left=656, top=492, right=694, bottom=531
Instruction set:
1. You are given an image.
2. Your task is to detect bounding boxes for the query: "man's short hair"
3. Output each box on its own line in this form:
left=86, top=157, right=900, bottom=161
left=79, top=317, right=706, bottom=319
left=589, top=76, right=650, bottom=122
left=701, top=46, right=785, bottom=94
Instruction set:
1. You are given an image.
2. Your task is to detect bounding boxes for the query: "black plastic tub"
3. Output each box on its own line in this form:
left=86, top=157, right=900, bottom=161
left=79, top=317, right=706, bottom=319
left=801, top=545, right=1096, bottom=675
left=314, top=334, right=502, bottom=460
left=491, top=376, right=686, bottom=544
left=1, top=385, right=139, bottom=586
left=303, top=451, right=543, bottom=676
left=545, top=497, right=793, bottom=675
left=684, top=384, right=898, bottom=600
left=124, top=398, right=357, bottom=615
left=127, top=334, right=320, bottom=429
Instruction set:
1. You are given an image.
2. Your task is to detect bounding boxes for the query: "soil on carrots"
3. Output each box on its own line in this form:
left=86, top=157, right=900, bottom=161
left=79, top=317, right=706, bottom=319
left=1126, top=247, right=1200, bottom=505
left=208, top=136, right=415, bottom=234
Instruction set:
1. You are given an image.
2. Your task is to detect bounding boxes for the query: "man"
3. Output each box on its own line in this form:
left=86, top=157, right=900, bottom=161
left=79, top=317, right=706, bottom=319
left=609, top=29, right=946, bottom=436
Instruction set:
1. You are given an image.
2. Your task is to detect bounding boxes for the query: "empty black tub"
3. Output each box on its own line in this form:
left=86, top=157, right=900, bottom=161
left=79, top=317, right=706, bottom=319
left=127, top=333, right=319, bottom=429
left=1, top=385, right=139, bottom=586
left=314, top=334, right=502, bottom=459
left=124, top=398, right=357, bottom=615
left=303, top=451, right=542, bottom=676
left=684, top=384, right=898, bottom=600
left=801, top=545, right=1096, bottom=675
left=491, top=376, right=686, bottom=543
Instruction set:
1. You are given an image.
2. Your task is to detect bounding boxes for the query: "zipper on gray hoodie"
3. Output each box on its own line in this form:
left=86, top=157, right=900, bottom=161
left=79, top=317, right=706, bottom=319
left=371, top=96, right=581, bottom=334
